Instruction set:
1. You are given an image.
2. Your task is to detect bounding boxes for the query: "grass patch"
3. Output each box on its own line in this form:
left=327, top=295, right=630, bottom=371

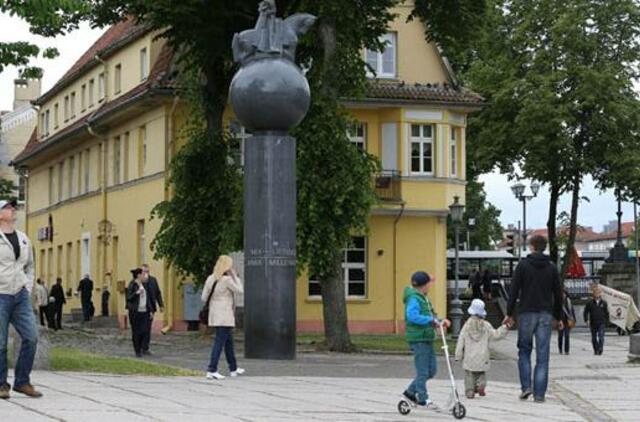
left=297, top=334, right=455, bottom=354
left=50, top=347, right=199, bottom=376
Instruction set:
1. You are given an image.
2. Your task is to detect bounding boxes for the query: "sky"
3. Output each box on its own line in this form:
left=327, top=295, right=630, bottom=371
left=1, top=13, right=637, bottom=233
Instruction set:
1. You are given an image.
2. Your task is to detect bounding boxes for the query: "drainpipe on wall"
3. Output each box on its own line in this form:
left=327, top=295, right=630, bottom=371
left=161, top=95, right=180, bottom=335
left=392, top=202, right=406, bottom=333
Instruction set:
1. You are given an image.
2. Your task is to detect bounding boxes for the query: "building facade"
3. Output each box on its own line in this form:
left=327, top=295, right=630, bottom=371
left=15, top=3, right=481, bottom=333
left=0, top=78, right=41, bottom=231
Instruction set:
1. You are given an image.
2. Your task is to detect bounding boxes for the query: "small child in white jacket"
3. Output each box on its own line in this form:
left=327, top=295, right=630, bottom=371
left=455, top=299, right=510, bottom=398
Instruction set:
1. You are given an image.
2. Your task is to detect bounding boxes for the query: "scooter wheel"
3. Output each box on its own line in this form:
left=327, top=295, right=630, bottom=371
left=452, top=402, right=466, bottom=419
left=397, top=400, right=411, bottom=415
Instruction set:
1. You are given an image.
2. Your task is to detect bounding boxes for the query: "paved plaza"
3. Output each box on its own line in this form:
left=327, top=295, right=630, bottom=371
left=1, top=329, right=639, bottom=421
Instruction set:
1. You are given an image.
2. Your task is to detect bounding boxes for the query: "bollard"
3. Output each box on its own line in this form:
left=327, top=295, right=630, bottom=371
left=629, top=333, right=640, bottom=363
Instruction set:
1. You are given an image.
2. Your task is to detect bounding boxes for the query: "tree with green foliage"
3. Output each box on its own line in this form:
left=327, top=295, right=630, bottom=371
left=462, top=0, right=640, bottom=271
left=0, top=178, right=17, bottom=201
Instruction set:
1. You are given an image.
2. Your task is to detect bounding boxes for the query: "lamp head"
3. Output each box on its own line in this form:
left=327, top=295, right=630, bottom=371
left=449, top=195, right=465, bottom=223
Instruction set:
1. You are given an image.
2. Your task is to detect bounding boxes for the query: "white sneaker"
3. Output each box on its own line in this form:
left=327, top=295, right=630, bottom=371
left=424, top=400, right=440, bottom=411
left=230, top=368, right=245, bottom=377
left=206, top=371, right=225, bottom=380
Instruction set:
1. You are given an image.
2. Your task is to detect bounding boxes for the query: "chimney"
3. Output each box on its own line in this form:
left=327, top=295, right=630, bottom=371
left=13, top=78, right=42, bottom=110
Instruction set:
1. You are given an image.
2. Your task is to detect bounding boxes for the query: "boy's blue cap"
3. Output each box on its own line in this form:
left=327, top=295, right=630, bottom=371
left=411, top=271, right=431, bottom=286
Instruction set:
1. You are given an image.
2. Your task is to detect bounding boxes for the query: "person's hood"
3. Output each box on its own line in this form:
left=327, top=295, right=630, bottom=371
left=466, top=316, right=487, bottom=341
left=403, top=286, right=422, bottom=303
left=526, top=252, right=551, bottom=268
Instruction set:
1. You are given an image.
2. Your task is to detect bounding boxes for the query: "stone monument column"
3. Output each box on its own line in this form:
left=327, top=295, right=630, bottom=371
left=229, top=1, right=315, bottom=359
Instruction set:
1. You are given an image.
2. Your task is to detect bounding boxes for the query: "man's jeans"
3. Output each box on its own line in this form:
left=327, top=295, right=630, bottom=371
left=590, top=323, right=605, bottom=354
left=517, top=311, right=552, bottom=399
left=0, top=288, right=38, bottom=388
left=406, top=341, right=437, bottom=403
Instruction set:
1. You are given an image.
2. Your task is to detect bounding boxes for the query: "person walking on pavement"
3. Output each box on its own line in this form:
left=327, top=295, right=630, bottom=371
left=50, top=278, right=66, bottom=330
left=77, top=274, right=94, bottom=322
left=558, top=289, right=576, bottom=355
left=584, top=285, right=609, bottom=355
left=101, top=286, right=110, bottom=317
left=126, top=268, right=152, bottom=358
left=141, top=264, right=163, bottom=355
left=0, top=199, right=42, bottom=399
left=34, top=279, right=49, bottom=327
left=203, top=255, right=245, bottom=380
left=482, top=269, right=493, bottom=301
left=469, top=270, right=482, bottom=300
left=503, top=235, right=563, bottom=403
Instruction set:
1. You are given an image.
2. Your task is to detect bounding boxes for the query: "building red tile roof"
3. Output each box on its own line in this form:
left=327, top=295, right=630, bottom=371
left=35, top=19, right=151, bottom=106
left=13, top=43, right=175, bottom=165
left=356, top=80, right=485, bottom=107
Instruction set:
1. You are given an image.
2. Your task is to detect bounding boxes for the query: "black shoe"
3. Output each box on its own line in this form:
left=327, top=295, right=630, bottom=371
left=403, top=390, right=417, bottom=403
left=142, top=350, right=152, bottom=356
left=558, top=350, right=563, bottom=355
left=135, top=353, right=143, bottom=358
left=534, top=396, right=545, bottom=403
left=519, top=389, right=533, bottom=400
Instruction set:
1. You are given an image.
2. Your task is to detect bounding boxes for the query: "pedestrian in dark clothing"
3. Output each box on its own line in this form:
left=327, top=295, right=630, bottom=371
left=584, top=286, right=609, bottom=355
left=126, top=268, right=152, bottom=358
left=482, top=269, right=492, bottom=301
left=141, top=264, right=164, bottom=355
left=50, top=278, right=66, bottom=330
left=469, top=270, right=482, bottom=299
left=101, top=287, right=110, bottom=317
left=557, top=290, right=575, bottom=355
left=504, top=235, right=563, bottom=403
left=77, top=274, right=94, bottom=321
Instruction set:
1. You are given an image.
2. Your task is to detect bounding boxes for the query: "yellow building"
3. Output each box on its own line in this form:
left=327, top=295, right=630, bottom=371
left=14, top=3, right=482, bottom=334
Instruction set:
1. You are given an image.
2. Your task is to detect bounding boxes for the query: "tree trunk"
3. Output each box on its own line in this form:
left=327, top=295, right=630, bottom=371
left=561, top=171, right=581, bottom=278
left=315, top=17, right=354, bottom=351
left=203, top=62, right=232, bottom=137
left=320, top=259, right=354, bottom=352
left=547, top=181, right=561, bottom=266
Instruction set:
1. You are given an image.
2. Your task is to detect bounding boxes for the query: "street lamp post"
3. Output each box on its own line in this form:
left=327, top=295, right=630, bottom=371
left=449, top=196, right=465, bottom=338
left=511, top=182, right=540, bottom=257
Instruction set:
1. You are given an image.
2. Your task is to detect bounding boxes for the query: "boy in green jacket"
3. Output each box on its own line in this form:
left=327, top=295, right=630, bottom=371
left=402, top=271, right=450, bottom=409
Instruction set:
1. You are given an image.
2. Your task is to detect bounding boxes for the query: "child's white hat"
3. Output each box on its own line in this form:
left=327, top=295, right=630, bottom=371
left=468, top=299, right=487, bottom=318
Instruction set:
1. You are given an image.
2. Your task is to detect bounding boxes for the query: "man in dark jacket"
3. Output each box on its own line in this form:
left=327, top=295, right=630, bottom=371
left=77, top=274, right=94, bottom=321
left=141, top=264, right=164, bottom=355
left=504, top=235, right=563, bottom=403
left=50, top=278, right=66, bottom=330
left=583, top=286, right=609, bottom=355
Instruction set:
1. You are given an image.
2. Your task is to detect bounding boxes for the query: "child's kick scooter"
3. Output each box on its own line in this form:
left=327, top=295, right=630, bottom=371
left=397, top=321, right=467, bottom=419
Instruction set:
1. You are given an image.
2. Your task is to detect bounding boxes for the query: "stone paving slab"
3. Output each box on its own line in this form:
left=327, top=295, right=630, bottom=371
left=0, top=371, right=583, bottom=422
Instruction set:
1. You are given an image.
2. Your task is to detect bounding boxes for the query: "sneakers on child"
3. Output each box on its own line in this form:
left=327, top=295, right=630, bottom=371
left=402, top=390, right=417, bottom=403
left=519, top=389, right=532, bottom=400
left=205, top=372, right=225, bottom=380
left=466, top=390, right=475, bottom=399
left=230, top=368, right=245, bottom=377
left=423, top=400, right=440, bottom=411
left=478, top=385, right=486, bottom=397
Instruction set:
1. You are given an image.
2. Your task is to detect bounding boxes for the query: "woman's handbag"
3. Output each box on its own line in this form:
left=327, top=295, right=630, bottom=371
left=567, top=319, right=576, bottom=329
left=198, top=281, right=218, bottom=324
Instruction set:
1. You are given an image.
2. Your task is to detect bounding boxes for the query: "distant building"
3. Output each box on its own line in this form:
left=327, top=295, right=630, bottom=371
left=0, top=78, right=42, bottom=231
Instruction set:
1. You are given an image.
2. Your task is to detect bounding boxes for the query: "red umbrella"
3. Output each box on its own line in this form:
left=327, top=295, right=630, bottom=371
left=565, top=246, right=586, bottom=278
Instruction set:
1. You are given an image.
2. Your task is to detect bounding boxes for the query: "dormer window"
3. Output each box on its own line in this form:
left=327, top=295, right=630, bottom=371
left=365, top=33, right=397, bottom=79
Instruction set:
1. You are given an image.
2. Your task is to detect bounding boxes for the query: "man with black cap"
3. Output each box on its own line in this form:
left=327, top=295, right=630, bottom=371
left=0, top=199, right=41, bottom=399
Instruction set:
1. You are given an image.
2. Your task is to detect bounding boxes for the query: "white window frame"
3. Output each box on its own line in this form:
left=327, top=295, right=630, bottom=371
left=70, top=91, right=76, bottom=118
left=113, top=136, right=121, bottom=185
left=68, top=156, right=75, bottom=197
left=450, top=127, right=457, bottom=177
left=17, top=176, right=26, bottom=204
left=81, top=84, right=86, bottom=111
left=98, top=73, right=105, bottom=101
left=57, top=161, right=64, bottom=202
left=89, top=79, right=95, bottom=107
left=348, top=122, right=366, bottom=151
left=365, top=32, right=397, bottom=79
left=81, top=232, right=91, bottom=277
left=229, top=121, right=251, bottom=166
left=44, top=110, right=50, bottom=136
left=410, top=124, right=435, bottom=176
left=140, top=48, right=148, bottom=81
left=114, top=63, right=122, bottom=94
left=83, top=149, right=91, bottom=193
left=308, top=236, right=368, bottom=299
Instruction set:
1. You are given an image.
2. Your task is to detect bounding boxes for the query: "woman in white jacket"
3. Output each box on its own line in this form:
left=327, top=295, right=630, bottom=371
left=202, top=255, right=244, bottom=380
left=455, top=299, right=510, bottom=398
